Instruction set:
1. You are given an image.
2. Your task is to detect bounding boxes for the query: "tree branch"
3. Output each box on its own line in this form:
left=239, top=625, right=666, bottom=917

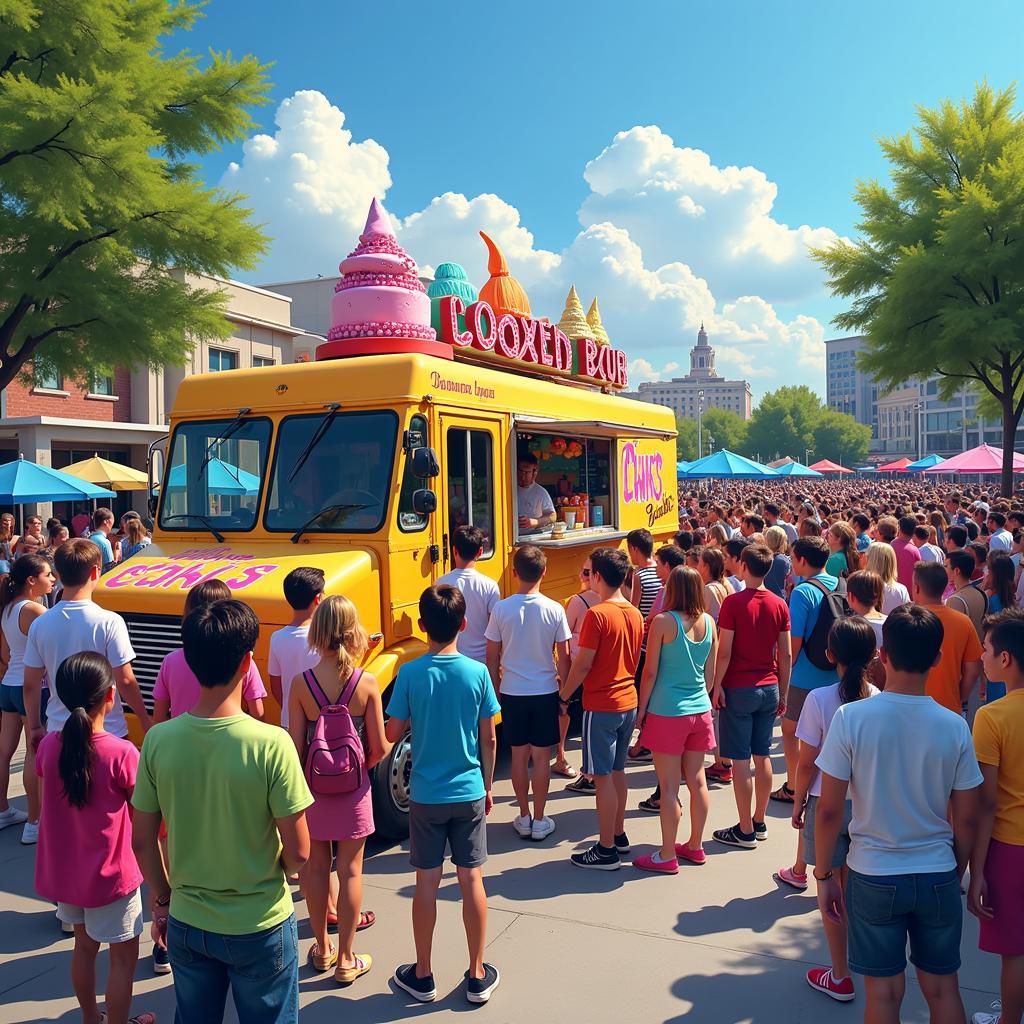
left=0, top=295, right=33, bottom=357
left=952, top=275, right=982, bottom=306
left=945, top=149, right=963, bottom=190
left=0, top=119, right=73, bottom=168
left=977, top=280, right=994, bottom=305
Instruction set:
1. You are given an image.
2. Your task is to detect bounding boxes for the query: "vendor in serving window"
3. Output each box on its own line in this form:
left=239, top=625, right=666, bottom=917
left=516, top=451, right=556, bottom=532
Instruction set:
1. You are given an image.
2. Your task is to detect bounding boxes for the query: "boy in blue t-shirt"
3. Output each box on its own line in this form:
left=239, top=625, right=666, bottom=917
left=385, top=584, right=501, bottom=1005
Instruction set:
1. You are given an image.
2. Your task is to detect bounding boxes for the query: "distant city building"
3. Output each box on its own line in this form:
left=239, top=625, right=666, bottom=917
left=825, top=335, right=879, bottom=436
left=628, top=326, right=752, bottom=421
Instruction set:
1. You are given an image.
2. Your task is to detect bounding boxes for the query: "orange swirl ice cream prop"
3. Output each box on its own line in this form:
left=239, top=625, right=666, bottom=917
left=478, top=231, right=532, bottom=318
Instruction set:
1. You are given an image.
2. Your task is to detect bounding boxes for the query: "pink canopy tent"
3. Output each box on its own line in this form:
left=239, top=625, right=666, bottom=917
left=923, top=443, right=1024, bottom=475
left=809, top=459, right=853, bottom=474
left=878, top=457, right=913, bottom=472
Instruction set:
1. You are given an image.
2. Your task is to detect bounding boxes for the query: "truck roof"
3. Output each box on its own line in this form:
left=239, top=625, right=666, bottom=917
left=171, top=351, right=677, bottom=434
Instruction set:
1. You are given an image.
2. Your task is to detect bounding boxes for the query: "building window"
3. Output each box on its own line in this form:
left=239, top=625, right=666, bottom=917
left=209, top=348, right=238, bottom=373
left=253, top=356, right=275, bottom=369
left=33, top=361, right=63, bottom=390
left=90, top=374, right=114, bottom=396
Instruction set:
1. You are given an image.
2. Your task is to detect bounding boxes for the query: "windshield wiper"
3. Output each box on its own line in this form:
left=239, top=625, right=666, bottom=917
left=290, top=503, right=368, bottom=544
left=195, top=407, right=252, bottom=481
left=161, top=514, right=226, bottom=544
left=288, top=403, right=341, bottom=482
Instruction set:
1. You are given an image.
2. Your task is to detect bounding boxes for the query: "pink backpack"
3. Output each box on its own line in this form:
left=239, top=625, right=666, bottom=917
left=302, top=668, right=365, bottom=796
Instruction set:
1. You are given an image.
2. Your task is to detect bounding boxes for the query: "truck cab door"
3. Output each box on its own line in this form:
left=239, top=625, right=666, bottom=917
left=438, top=414, right=506, bottom=591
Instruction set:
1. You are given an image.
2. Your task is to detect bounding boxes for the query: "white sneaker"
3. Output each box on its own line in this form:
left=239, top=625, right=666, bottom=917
left=20, top=820, right=38, bottom=845
left=0, top=806, right=27, bottom=830
left=512, top=814, right=533, bottom=838
left=973, top=1001, right=1002, bottom=1024
left=531, top=816, right=555, bottom=841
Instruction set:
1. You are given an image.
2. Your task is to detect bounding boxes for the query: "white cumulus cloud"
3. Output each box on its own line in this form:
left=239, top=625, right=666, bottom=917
left=227, top=91, right=837, bottom=397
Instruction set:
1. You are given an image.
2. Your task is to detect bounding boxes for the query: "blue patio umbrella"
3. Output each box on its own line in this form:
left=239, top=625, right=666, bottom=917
left=681, top=450, right=779, bottom=479
left=905, top=454, right=946, bottom=472
left=677, top=460, right=691, bottom=474
left=0, top=456, right=115, bottom=503
left=163, top=458, right=260, bottom=496
left=772, top=461, right=823, bottom=478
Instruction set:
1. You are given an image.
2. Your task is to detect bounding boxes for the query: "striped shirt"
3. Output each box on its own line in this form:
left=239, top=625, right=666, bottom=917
left=635, top=565, right=662, bottom=648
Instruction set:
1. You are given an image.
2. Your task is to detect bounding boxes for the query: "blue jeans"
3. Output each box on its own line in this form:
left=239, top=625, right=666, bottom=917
left=167, top=913, right=299, bottom=1024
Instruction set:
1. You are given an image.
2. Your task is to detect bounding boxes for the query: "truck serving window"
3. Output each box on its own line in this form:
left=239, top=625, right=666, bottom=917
left=447, top=427, right=495, bottom=558
left=397, top=414, right=429, bottom=533
left=158, top=417, right=271, bottom=533
left=264, top=410, right=398, bottom=534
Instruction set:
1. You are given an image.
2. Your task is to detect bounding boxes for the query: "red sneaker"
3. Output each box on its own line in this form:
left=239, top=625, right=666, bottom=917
left=706, top=763, right=733, bottom=783
left=674, top=844, right=707, bottom=865
left=806, top=967, right=855, bottom=1002
left=634, top=854, right=679, bottom=874
left=775, top=866, right=808, bottom=891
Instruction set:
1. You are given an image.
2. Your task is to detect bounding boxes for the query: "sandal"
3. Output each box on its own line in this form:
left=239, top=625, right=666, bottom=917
left=335, top=952, right=373, bottom=984
left=358, top=910, right=375, bottom=931
left=307, top=942, right=338, bottom=973
left=552, top=761, right=579, bottom=779
left=130, top=1016, right=157, bottom=1024
left=770, top=783, right=796, bottom=804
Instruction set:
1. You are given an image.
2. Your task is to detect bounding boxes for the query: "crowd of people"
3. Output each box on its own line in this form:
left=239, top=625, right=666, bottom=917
left=1, top=480, right=1023, bottom=1023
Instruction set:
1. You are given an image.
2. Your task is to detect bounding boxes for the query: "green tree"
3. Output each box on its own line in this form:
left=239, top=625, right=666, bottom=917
left=675, top=416, right=698, bottom=462
left=812, top=409, right=871, bottom=466
left=702, top=406, right=749, bottom=455
left=0, top=0, right=271, bottom=392
left=814, top=83, right=1024, bottom=496
left=746, top=386, right=822, bottom=462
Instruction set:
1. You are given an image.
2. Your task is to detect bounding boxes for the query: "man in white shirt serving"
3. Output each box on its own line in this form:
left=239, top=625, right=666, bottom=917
left=516, top=453, right=556, bottom=533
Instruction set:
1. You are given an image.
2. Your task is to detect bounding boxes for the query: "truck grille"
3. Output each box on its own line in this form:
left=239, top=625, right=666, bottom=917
left=122, top=613, right=182, bottom=710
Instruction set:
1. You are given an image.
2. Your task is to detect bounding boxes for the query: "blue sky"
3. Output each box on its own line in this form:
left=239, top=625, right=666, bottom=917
left=179, top=1, right=1024, bottom=399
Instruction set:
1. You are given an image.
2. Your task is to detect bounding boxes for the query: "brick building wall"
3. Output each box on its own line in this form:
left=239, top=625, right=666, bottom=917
left=4, top=368, right=131, bottom=422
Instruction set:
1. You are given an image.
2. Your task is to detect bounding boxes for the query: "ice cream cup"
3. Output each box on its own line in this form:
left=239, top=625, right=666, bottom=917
left=564, top=511, right=577, bottom=528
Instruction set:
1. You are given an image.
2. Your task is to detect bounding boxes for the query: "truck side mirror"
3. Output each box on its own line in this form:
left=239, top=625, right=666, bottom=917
left=411, top=446, right=440, bottom=479
left=148, top=493, right=158, bottom=519
left=412, top=489, right=437, bottom=515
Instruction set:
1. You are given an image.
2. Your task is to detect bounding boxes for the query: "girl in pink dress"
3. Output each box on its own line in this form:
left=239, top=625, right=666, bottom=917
left=288, top=595, right=388, bottom=985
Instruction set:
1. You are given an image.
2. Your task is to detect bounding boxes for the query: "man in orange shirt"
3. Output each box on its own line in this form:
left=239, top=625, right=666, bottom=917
left=560, top=547, right=644, bottom=871
left=911, top=562, right=982, bottom=713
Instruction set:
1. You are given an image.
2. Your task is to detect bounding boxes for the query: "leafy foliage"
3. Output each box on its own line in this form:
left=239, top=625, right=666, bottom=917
left=701, top=406, right=749, bottom=456
left=0, top=0, right=271, bottom=391
left=813, top=83, right=1024, bottom=493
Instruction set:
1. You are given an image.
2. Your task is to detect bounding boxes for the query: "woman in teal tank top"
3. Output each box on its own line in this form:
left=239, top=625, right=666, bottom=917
left=635, top=566, right=718, bottom=873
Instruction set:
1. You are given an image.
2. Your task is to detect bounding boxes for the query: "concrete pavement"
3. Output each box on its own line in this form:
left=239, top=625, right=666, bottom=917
left=0, top=734, right=1001, bottom=1023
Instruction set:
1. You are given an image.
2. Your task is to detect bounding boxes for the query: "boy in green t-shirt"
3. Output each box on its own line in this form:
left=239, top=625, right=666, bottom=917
left=132, top=600, right=313, bottom=1024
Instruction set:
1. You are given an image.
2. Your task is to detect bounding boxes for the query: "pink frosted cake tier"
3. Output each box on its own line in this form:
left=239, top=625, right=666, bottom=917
left=329, top=284, right=432, bottom=339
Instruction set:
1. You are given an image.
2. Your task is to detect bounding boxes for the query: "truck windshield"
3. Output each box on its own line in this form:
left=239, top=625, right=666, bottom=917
left=158, top=417, right=272, bottom=532
left=264, top=410, right=398, bottom=533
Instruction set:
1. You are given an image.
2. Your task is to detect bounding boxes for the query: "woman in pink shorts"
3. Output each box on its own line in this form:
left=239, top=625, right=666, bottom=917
left=635, top=566, right=718, bottom=873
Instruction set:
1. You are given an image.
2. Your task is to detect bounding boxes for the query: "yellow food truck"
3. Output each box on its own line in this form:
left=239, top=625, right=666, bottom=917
left=96, top=341, right=677, bottom=836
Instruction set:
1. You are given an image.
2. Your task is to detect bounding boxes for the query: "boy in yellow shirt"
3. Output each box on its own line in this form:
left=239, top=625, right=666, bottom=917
left=970, top=607, right=1024, bottom=1024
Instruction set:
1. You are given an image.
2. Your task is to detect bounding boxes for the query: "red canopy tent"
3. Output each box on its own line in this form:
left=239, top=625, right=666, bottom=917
left=878, top=457, right=913, bottom=472
left=808, top=459, right=853, bottom=474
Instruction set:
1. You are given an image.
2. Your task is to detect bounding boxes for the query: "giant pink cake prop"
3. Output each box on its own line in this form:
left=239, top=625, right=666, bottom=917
left=327, top=198, right=436, bottom=343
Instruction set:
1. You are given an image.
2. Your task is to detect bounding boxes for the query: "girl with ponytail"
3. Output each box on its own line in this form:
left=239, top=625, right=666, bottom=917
left=288, top=595, right=387, bottom=982
left=35, top=652, right=154, bottom=1024
left=0, top=553, right=54, bottom=844
left=778, top=616, right=880, bottom=1003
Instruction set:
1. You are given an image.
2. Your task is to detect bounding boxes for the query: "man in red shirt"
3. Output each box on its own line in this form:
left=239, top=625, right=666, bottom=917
left=710, top=545, right=792, bottom=849
left=891, top=515, right=923, bottom=591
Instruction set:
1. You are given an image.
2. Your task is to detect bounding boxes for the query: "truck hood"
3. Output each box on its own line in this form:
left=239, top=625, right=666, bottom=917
left=95, top=542, right=375, bottom=624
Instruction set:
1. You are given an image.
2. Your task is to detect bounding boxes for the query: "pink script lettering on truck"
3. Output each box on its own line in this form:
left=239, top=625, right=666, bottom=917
left=621, top=442, right=664, bottom=504
left=103, top=548, right=280, bottom=592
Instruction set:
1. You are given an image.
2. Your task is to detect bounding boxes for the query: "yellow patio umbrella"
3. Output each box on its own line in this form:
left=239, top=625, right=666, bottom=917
left=61, top=456, right=149, bottom=492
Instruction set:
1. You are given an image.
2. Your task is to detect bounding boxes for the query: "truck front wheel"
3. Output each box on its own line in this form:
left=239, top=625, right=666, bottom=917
left=371, top=727, right=411, bottom=839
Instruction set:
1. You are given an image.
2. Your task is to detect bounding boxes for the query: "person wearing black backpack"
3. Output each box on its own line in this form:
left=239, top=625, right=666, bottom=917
left=773, top=536, right=851, bottom=805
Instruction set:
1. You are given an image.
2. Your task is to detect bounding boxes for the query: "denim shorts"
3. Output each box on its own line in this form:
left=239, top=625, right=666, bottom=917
left=0, top=684, right=48, bottom=720
left=846, top=868, right=963, bottom=978
left=582, top=708, right=637, bottom=776
left=719, top=685, right=779, bottom=760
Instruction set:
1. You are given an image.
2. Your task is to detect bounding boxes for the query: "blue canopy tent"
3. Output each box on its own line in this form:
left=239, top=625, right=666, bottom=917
left=162, top=458, right=260, bottom=496
left=677, top=460, right=691, bottom=475
left=905, top=454, right=946, bottom=472
left=681, top=450, right=779, bottom=479
left=0, top=456, right=115, bottom=503
left=772, top=461, right=822, bottom=478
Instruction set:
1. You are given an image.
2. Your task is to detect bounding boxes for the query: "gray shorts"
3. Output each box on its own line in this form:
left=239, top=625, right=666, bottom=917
left=803, top=795, right=853, bottom=869
left=582, top=708, right=637, bottom=776
left=785, top=684, right=811, bottom=722
left=57, top=888, right=143, bottom=945
left=409, top=799, right=487, bottom=870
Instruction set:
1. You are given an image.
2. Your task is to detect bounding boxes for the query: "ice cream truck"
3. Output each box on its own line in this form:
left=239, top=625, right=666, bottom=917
left=95, top=201, right=677, bottom=836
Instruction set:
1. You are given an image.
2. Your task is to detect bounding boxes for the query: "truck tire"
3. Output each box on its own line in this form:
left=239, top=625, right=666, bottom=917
left=371, top=726, right=411, bottom=839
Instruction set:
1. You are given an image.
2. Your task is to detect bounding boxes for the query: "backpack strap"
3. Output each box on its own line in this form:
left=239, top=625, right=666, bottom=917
left=796, top=577, right=830, bottom=597
left=303, top=669, right=331, bottom=710
left=339, top=667, right=363, bottom=709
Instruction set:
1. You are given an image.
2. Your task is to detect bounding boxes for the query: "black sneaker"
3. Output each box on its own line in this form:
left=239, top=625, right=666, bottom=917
left=465, top=963, right=500, bottom=1003
left=571, top=843, right=621, bottom=871
left=713, top=824, right=757, bottom=849
left=394, top=963, right=436, bottom=1002
left=566, top=776, right=596, bottom=794
left=614, top=832, right=631, bottom=854
left=153, top=944, right=172, bottom=975
left=753, top=820, right=768, bottom=842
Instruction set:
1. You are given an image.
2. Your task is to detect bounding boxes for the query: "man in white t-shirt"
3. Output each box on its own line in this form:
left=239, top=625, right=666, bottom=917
left=516, top=453, right=555, bottom=533
left=814, top=604, right=982, bottom=1023
left=267, top=566, right=324, bottom=729
left=987, top=511, right=1013, bottom=552
left=25, top=538, right=151, bottom=752
left=438, top=525, right=499, bottom=663
left=485, top=544, right=570, bottom=842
